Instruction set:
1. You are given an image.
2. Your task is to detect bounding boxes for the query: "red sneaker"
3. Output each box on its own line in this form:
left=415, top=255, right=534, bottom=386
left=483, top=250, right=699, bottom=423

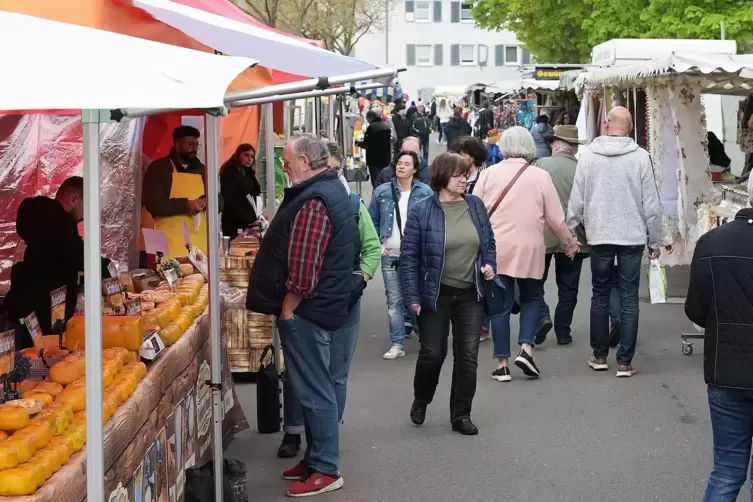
left=286, top=472, right=344, bottom=497
left=480, top=328, right=490, bottom=341
left=282, top=462, right=308, bottom=480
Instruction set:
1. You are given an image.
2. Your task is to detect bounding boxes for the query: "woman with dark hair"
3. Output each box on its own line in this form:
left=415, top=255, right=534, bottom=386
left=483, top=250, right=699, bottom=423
left=369, top=150, right=432, bottom=360
left=448, top=136, right=489, bottom=194
left=556, top=111, right=573, bottom=126
left=401, top=152, right=497, bottom=435
left=220, top=143, right=261, bottom=239
left=530, top=114, right=553, bottom=159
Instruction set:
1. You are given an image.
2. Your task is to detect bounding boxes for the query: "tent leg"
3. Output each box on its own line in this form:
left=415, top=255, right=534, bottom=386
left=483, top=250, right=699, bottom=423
left=82, top=109, right=104, bottom=501
left=264, top=103, right=276, bottom=217
left=327, top=98, right=335, bottom=140
left=205, top=113, right=224, bottom=502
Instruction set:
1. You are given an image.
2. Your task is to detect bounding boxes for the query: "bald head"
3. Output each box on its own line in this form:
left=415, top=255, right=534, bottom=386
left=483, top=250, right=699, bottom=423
left=606, top=106, right=633, bottom=137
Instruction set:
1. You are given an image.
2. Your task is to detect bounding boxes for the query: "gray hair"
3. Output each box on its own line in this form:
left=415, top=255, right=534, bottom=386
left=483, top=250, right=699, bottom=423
left=499, top=126, right=536, bottom=162
left=552, top=139, right=578, bottom=156
left=326, top=141, right=344, bottom=170
left=289, top=133, right=329, bottom=170
left=402, top=136, right=420, bottom=147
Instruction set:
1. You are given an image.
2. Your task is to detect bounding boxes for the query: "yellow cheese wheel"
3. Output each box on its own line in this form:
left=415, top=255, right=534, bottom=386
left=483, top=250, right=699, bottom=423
left=0, top=444, right=19, bottom=470
left=49, top=360, right=82, bottom=386
left=122, top=362, right=147, bottom=380
left=62, top=425, right=85, bottom=453
left=24, top=393, right=53, bottom=407
left=33, top=382, right=64, bottom=397
left=36, top=405, right=72, bottom=437
left=16, top=462, right=45, bottom=490
left=14, top=420, right=53, bottom=449
left=179, top=263, right=195, bottom=276
left=0, top=406, right=30, bottom=431
left=66, top=315, right=144, bottom=351
left=17, top=380, right=38, bottom=393
left=56, top=385, right=86, bottom=412
left=0, top=467, right=39, bottom=495
left=28, top=452, right=55, bottom=480
left=47, top=437, right=74, bottom=463
left=4, top=437, right=36, bottom=463
left=159, top=321, right=183, bottom=346
left=103, top=347, right=129, bottom=369
left=0, top=431, right=7, bottom=440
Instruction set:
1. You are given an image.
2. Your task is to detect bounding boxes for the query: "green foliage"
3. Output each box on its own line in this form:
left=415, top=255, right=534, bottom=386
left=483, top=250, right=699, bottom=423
left=472, top=0, right=753, bottom=64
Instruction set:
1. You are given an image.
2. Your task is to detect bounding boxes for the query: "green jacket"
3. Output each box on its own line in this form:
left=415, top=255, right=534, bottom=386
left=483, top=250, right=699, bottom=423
left=357, top=201, right=381, bottom=279
left=534, top=153, right=588, bottom=254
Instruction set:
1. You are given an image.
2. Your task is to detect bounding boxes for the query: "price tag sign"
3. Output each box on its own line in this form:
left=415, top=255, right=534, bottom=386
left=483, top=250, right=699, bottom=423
left=23, top=312, right=43, bottom=353
left=142, top=229, right=170, bottom=256
left=0, top=330, right=15, bottom=376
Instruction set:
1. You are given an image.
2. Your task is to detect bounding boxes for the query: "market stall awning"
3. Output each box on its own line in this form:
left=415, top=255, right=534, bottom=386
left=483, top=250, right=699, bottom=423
left=131, top=0, right=380, bottom=78
left=574, top=52, right=753, bottom=94
left=0, top=11, right=257, bottom=110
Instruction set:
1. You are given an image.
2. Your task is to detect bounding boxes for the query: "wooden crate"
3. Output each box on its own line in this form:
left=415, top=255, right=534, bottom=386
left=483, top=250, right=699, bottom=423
left=223, top=305, right=278, bottom=373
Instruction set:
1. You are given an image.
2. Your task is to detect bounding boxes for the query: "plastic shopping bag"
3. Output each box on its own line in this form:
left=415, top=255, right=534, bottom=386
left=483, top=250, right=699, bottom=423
left=647, top=259, right=668, bottom=304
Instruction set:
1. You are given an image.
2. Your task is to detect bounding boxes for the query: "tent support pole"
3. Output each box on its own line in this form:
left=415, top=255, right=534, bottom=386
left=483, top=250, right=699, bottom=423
left=327, top=98, right=336, bottom=139
left=230, top=83, right=388, bottom=108
left=82, top=109, right=104, bottom=502
left=264, top=103, right=276, bottom=217
left=205, top=113, right=225, bottom=502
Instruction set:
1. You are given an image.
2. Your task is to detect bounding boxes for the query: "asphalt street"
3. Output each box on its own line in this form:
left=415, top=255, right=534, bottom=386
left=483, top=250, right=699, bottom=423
left=226, top=138, right=744, bottom=501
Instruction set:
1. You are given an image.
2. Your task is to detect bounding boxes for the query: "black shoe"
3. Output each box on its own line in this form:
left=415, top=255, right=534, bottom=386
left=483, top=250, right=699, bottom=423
left=557, top=336, right=573, bottom=345
left=535, top=318, right=553, bottom=345
left=491, top=367, right=511, bottom=382
left=405, top=322, right=413, bottom=339
left=609, top=323, right=621, bottom=348
left=514, top=349, right=541, bottom=378
left=277, top=433, right=301, bottom=458
left=410, top=400, right=427, bottom=425
left=511, top=301, right=521, bottom=315
left=451, top=417, right=479, bottom=435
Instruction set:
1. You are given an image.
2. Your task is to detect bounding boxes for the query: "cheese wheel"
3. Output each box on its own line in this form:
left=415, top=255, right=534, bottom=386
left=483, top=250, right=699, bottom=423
left=14, top=419, right=53, bottom=449
left=28, top=452, right=55, bottom=480
left=0, top=444, right=19, bottom=470
left=24, top=393, right=53, bottom=407
left=0, top=467, right=39, bottom=496
left=56, top=385, right=86, bottom=412
left=0, top=406, right=30, bottom=431
left=33, top=382, right=64, bottom=397
left=49, top=360, right=81, bottom=386
left=179, top=263, right=195, bottom=276
left=4, top=437, right=36, bottom=463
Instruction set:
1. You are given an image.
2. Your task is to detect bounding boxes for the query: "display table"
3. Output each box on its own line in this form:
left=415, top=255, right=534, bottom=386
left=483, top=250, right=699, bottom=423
left=0, top=309, right=249, bottom=501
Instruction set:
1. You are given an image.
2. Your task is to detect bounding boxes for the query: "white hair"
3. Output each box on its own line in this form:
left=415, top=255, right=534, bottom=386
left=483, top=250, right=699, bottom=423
left=288, top=133, right=329, bottom=170
left=500, top=126, right=536, bottom=162
left=552, top=139, right=578, bottom=156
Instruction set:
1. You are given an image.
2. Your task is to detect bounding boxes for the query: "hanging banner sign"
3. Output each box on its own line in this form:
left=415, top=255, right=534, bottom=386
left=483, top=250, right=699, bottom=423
left=534, top=67, right=566, bottom=81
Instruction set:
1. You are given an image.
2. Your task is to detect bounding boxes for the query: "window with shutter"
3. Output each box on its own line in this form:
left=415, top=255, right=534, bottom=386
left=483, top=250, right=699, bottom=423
left=450, top=2, right=460, bottom=22
left=460, top=44, right=475, bottom=64
left=505, top=45, right=518, bottom=64
left=405, top=0, right=415, bottom=21
left=433, top=1, right=442, bottom=22
left=434, top=44, right=443, bottom=65
left=416, top=44, right=432, bottom=65
left=406, top=44, right=416, bottom=65
left=450, top=44, right=460, bottom=66
left=495, top=45, right=504, bottom=66
left=415, top=1, right=430, bottom=21
left=460, top=2, right=472, bottom=20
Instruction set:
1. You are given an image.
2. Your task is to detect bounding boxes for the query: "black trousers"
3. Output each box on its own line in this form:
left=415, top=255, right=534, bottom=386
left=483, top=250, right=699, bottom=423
left=413, top=284, right=483, bottom=421
left=368, top=164, right=385, bottom=189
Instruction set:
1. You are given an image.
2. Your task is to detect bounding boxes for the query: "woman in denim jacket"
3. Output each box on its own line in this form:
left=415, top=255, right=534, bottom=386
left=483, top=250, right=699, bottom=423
left=368, top=151, right=432, bottom=360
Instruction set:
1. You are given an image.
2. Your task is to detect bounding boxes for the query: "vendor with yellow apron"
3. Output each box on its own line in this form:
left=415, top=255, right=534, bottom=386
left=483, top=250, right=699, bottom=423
left=140, top=125, right=222, bottom=264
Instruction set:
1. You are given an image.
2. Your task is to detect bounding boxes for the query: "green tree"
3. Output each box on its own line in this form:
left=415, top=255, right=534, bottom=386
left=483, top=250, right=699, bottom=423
left=472, top=0, right=753, bottom=63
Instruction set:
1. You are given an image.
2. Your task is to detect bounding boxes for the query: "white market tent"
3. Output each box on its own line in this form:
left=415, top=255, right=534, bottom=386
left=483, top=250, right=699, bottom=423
left=132, top=0, right=380, bottom=78
left=0, top=10, right=260, bottom=502
left=0, top=11, right=257, bottom=110
left=573, top=52, right=753, bottom=95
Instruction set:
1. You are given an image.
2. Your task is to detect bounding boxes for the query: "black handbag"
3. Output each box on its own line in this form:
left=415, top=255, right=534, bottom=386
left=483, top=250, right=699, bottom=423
left=482, top=275, right=507, bottom=316
left=256, top=344, right=281, bottom=434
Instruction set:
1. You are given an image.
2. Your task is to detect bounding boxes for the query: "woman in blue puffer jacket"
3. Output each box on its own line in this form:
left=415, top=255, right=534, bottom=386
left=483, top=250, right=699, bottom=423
left=530, top=114, right=553, bottom=159
left=400, top=152, right=497, bottom=436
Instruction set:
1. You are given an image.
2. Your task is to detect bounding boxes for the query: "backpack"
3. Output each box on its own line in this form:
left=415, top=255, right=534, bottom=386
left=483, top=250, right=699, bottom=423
left=349, top=193, right=361, bottom=225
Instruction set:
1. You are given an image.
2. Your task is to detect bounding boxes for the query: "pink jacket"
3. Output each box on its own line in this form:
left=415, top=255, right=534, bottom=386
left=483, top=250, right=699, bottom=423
left=473, top=158, right=573, bottom=279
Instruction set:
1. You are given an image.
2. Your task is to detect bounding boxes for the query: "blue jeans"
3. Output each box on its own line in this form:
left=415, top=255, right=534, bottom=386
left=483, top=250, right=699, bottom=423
left=381, top=255, right=406, bottom=348
left=590, top=245, right=643, bottom=365
left=420, top=136, right=430, bottom=163
left=282, top=301, right=361, bottom=435
left=439, top=123, right=447, bottom=142
left=539, top=253, right=583, bottom=340
left=609, top=263, right=620, bottom=329
left=277, top=314, right=346, bottom=475
left=704, top=384, right=753, bottom=501
left=490, top=275, right=542, bottom=359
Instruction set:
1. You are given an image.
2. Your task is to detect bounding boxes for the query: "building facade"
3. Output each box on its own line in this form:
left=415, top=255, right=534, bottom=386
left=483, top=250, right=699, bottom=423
left=353, top=1, right=528, bottom=102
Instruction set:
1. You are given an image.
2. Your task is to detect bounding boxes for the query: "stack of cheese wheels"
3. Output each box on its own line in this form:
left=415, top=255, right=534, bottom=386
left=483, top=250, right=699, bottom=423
left=0, top=350, right=148, bottom=495
left=151, top=275, right=208, bottom=346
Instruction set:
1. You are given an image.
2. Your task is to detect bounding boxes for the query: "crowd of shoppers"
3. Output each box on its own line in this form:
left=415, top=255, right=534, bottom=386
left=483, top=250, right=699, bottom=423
left=245, top=104, right=681, bottom=498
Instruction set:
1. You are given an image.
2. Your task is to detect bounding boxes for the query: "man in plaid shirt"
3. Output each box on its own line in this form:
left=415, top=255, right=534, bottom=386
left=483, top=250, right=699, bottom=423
left=247, top=134, right=362, bottom=497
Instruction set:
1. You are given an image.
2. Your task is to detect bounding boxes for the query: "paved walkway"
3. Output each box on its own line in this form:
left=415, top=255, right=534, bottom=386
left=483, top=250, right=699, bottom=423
left=227, top=139, right=745, bottom=501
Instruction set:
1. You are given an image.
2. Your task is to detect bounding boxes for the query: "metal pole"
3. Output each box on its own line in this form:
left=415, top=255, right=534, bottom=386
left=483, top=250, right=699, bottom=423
left=721, top=22, right=726, bottom=40
left=264, top=103, right=277, bottom=217
left=633, top=87, right=638, bottom=142
left=204, top=114, right=224, bottom=502
left=327, top=98, right=336, bottom=139
left=283, top=101, right=291, bottom=141
left=82, top=109, right=104, bottom=502
left=384, top=0, right=389, bottom=65
left=314, top=97, right=322, bottom=136
left=230, top=83, right=388, bottom=108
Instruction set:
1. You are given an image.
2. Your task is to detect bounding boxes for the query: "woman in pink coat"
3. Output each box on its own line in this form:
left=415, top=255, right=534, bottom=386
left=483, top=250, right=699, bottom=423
left=473, top=126, right=579, bottom=382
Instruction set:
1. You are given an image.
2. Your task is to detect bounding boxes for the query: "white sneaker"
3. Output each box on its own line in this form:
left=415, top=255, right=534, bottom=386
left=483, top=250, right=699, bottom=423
left=383, top=345, right=405, bottom=360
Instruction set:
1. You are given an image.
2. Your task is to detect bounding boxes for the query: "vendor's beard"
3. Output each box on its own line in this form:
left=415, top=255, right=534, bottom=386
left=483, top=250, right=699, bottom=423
left=180, top=153, right=198, bottom=164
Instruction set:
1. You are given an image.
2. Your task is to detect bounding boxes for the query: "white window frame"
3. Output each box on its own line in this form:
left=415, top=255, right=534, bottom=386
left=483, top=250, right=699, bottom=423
left=415, top=0, right=431, bottom=21
left=460, top=2, right=473, bottom=22
left=416, top=44, right=433, bottom=65
left=460, top=44, right=476, bottom=65
left=505, top=45, right=519, bottom=65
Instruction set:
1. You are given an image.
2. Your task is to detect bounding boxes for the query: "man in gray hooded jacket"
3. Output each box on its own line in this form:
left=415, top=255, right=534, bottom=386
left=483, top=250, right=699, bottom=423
left=567, top=106, right=662, bottom=378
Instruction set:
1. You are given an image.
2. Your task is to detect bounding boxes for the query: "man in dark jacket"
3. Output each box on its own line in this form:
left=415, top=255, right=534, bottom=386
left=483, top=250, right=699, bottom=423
left=359, top=110, right=392, bottom=189
left=411, top=103, right=432, bottom=163
left=247, top=134, right=361, bottom=498
left=445, top=107, right=472, bottom=148
left=686, top=189, right=753, bottom=500
left=375, top=137, right=430, bottom=185
left=391, top=106, right=412, bottom=156
left=4, top=177, right=111, bottom=348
